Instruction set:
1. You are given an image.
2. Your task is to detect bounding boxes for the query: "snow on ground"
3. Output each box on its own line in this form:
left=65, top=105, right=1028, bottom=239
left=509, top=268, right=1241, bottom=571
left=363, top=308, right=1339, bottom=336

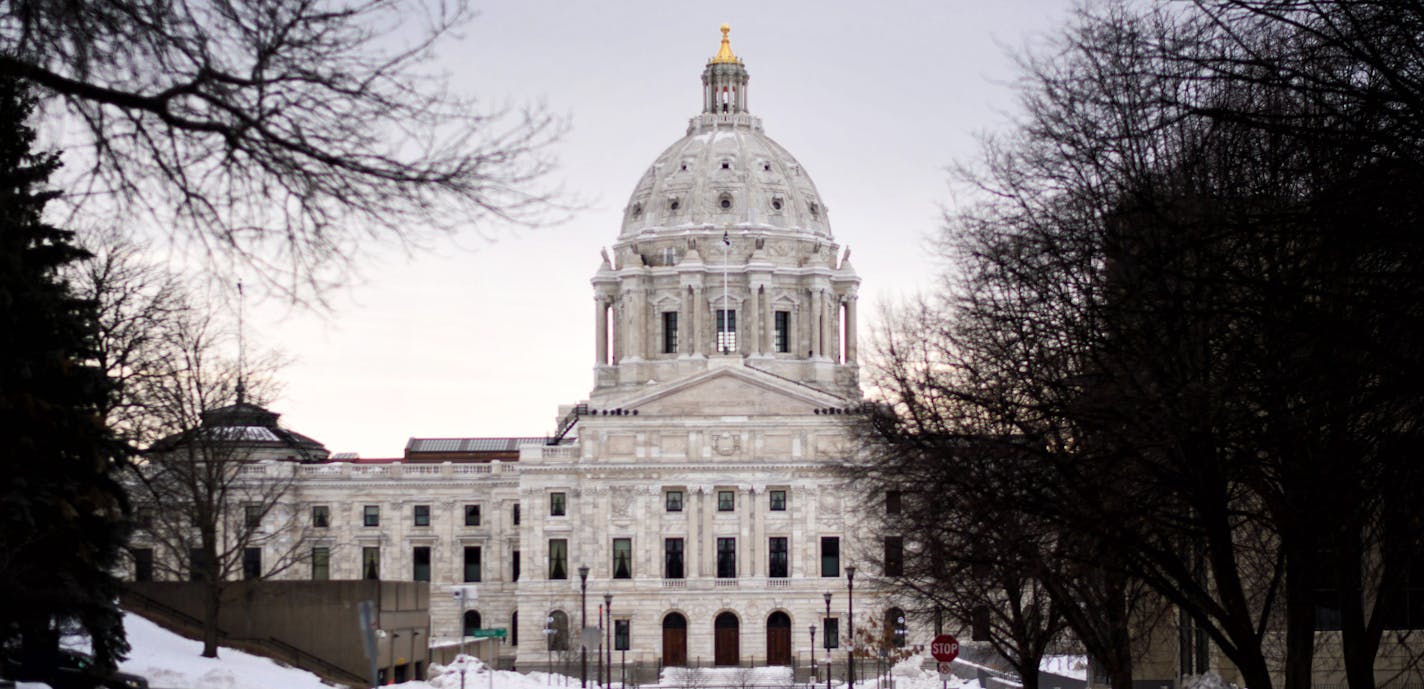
left=66, top=612, right=336, bottom=689
left=1041, top=655, right=1089, bottom=680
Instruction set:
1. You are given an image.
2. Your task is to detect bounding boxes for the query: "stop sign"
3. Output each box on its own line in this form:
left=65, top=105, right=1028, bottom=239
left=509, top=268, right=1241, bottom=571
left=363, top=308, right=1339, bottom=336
left=930, top=634, right=960, bottom=663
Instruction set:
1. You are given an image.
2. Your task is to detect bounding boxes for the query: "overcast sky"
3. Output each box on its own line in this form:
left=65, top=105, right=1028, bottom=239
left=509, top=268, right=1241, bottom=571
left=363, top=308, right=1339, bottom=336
left=250, top=1, right=1079, bottom=457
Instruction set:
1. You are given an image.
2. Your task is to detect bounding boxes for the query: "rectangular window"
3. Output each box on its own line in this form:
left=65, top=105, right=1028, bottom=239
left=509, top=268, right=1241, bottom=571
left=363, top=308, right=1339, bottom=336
left=716, top=309, right=736, bottom=353
left=512, top=503, right=520, bottom=525
left=774, top=311, right=790, bottom=353
left=363, top=505, right=380, bottom=527
left=614, top=619, right=630, bottom=651
left=884, top=536, right=904, bottom=577
left=664, top=538, right=684, bottom=579
left=312, top=505, right=330, bottom=528
left=1382, top=556, right=1424, bottom=630
left=311, top=547, right=330, bottom=580
left=886, top=490, right=903, bottom=515
left=717, top=537, right=737, bottom=578
left=665, top=491, right=684, bottom=512
left=550, top=492, right=566, bottom=517
left=244, top=504, right=262, bottom=528
left=413, top=546, right=431, bottom=582
left=549, top=539, right=568, bottom=580
left=512, top=550, right=521, bottom=582
left=133, top=548, right=154, bottom=582
left=414, top=505, right=431, bottom=527
left=821, top=536, right=840, bottom=577
left=136, top=506, right=154, bottom=530
left=769, top=537, right=789, bottom=578
left=243, top=548, right=262, bottom=579
left=769, top=490, right=787, bottom=511
left=189, top=548, right=210, bottom=582
left=464, top=504, right=481, bottom=526
left=717, top=490, right=735, bottom=511
left=663, top=312, right=679, bottom=354
left=463, top=546, right=482, bottom=583
left=823, top=618, right=839, bottom=649
left=613, top=538, right=632, bottom=579
left=362, top=547, right=380, bottom=580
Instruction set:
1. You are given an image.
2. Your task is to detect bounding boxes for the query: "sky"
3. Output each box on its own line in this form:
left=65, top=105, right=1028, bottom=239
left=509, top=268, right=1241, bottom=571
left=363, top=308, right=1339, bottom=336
left=246, top=1, right=1080, bottom=458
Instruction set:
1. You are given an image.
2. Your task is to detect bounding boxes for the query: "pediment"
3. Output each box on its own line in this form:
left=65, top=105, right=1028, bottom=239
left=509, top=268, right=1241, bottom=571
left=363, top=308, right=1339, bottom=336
left=617, top=366, right=849, bottom=417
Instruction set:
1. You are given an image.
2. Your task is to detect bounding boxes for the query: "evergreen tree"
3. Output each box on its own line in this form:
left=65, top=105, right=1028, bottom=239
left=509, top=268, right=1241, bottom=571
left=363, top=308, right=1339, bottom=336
left=0, top=76, right=129, bottom=673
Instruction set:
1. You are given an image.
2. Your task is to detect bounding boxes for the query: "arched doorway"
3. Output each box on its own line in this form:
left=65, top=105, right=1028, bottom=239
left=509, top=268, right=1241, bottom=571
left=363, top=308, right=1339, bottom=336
left=662, top=612, right=687, bottom=666
left=714, top=612, right=740, bottom=666
left=885, top=607, right=907, bottom=647
left=549, top=610, right=570, bottom=651
left=766, top=611, right=792, bottom=665
left=463, top=610, right=481, bottom=638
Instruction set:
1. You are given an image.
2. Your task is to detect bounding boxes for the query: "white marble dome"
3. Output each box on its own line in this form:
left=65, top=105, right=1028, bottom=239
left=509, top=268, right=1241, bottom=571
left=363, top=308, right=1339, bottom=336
left=618, top=28, right=830, bottom=241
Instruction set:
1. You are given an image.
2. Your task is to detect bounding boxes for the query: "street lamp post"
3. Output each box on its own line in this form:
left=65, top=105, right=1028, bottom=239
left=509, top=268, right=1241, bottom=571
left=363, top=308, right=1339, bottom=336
left=824, top=592, right=832, bottom=689
left=846, top=565, right=857, bottom=687
left=604, top=593, right=613, bottom=687
left=579, top=565, right=590, bottom=689
left=809, top=625, right=817, bottom=686
left=543, top=616, right=554, bottom=686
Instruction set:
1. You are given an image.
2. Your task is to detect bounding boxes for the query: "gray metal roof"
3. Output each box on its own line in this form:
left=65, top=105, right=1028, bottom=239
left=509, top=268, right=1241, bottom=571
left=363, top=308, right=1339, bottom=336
left=405, top=437, right=546, bottom=453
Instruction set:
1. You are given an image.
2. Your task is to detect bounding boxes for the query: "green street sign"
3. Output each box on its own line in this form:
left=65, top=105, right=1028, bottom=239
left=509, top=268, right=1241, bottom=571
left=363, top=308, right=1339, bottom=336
left=470, top=628, right=507, bottom=639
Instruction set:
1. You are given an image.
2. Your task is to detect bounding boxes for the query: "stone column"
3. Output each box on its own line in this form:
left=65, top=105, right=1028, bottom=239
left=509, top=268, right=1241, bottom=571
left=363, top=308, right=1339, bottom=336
left=747, top=286, right=760, bottom=355
left=692, top=287, right=705, bottom=356
left=610, top=298, right=622, bottom=365
left=595, top=298, right=608, bottom=365
left=810, top=289, right=823, bottom=359
left=845, top=296, right=858, bottom=363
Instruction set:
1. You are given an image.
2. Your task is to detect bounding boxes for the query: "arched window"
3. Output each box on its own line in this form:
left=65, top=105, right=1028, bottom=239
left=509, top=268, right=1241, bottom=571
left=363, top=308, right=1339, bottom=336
left=885, top=607, right=908, bottom=648
left=548, top=610, right=570, bottom=651
left=511, top=610, right=518, bottom=646
left=463, top=610, right=482, bottom=638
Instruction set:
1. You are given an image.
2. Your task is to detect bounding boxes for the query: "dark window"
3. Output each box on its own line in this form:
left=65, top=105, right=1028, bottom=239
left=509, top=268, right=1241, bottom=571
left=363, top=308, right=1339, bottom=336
left=1383, top=557, right=1424, bottom=629
left=666, top=491, right=684, bottom=512
left=464, top=504, right=481, bottom=526
left=189, top=548, right=210, bottom=582
left=886, top=491, right=902, bottom=515
left=311, top=547, right=330, bottom=580
left=362, top=547, right=380, bottom=580
left=363, top=505, right=380, bottom=527
left=312, top=505, right=330, bottom=528
left=887, top=608, right=908, bottom=647
left=821, top=537, right=840, bottom=577
left=613, top=538, right=632, bottom=579
left=512, top=550, right=520, bottom=582
left=1313, top=548, right=1343, bottom=630
left=463, top=546, right=481, bottom=582
left=413, top=546, right=431, bottom=582
left=663, top=312, right=679, bottom=354
left=244, top=504, right=262, bottom=528
left=823, top=618, right=839, bottom=648
left=512, top=611, right=519, bottom=646
left=717, top=537, right=736, bottom=578
left=414, top=505, right=430, bottom=527
left=614, top=619, right=630, bottom=651
left=665, top=538, right=685, bottom=579
left=512, top=503, right=520, bottom=525
left=549, top=539, right=568, bottom=579
left=464, top=610, right=482, bottom=637
left=769, top=490, right=787, bottom=511
left=136, top=506, right=154, bottom=530
left=972, top=606, right=991, bottom=641
left=243, top=548, right=261, bottom=579
left=718, top=490, right=735, bottom=511
left=884, top=537, right=904, bottom=577
left=550, top=492, right=566, bottom=517
left=769, top=537, right=788, bottom=578
left=133, top=548, right=154, bottom=582
left=774, top=311, right=790, bottom=353
left=549, top=611, right=570, bottom=651
left=716, top=309, right=736, bottom=353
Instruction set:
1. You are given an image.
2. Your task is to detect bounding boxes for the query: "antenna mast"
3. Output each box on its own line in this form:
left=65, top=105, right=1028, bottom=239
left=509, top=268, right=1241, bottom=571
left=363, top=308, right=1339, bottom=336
left=236, top=280, right=247, bottom=404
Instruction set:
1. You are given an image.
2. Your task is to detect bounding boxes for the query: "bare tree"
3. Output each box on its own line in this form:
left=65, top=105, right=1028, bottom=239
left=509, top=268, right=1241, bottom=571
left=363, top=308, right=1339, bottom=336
left=1, top=0, right=562, bottom=299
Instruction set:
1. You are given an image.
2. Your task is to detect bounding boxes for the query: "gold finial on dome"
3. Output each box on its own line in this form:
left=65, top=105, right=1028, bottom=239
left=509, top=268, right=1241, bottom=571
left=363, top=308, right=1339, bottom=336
left=711, top=23, right=738, bottom=64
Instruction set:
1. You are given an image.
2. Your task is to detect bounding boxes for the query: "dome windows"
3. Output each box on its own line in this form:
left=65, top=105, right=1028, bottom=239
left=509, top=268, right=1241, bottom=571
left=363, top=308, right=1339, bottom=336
left=771, top=196, right=784, bottom=212
left=761, top=161, right=772, bottom=172
left=720, top=160, right=731, bottom=170
left=631, top=202, right=643, bottom=219
left=718, top=193, right=734, bottom=210
left=669, top=197, right=681, bottom=212
left=808, top=201, right=821, bottom=219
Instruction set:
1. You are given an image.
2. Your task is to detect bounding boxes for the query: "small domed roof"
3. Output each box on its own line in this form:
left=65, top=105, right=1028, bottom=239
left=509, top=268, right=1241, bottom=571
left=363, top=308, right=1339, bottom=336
left=618, top=27, right=831, bottom=241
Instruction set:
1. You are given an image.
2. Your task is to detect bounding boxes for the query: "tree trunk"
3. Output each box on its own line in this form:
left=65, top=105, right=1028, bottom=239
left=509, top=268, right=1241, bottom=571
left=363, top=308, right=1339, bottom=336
left=202, top=580, right=221, bottom=658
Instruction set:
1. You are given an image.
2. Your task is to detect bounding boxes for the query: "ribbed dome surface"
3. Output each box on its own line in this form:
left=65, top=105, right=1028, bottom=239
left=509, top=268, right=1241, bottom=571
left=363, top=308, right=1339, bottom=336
left=619, top=113, right=832, bottom=240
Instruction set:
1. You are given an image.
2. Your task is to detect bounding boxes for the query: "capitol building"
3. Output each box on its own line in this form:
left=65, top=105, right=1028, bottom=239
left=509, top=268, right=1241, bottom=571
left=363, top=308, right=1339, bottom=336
left=131, top=26, right=909, bottom=680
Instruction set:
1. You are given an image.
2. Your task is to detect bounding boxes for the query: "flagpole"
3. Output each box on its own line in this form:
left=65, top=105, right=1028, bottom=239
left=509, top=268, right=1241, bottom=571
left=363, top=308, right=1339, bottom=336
left=722, top=230, right=730, bottom=354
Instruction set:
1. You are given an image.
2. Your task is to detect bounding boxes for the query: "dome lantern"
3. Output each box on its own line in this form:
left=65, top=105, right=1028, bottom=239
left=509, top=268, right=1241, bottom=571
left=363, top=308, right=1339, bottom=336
left=702, top=24, right=749, bottom=115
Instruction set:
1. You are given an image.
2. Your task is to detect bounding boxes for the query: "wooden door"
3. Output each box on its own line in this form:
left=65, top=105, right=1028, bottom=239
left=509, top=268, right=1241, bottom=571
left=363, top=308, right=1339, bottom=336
left=714, top=612, right=740, bottom=666
left=766, top=612, right=792, bottom=665
left=662, top=613, right=687, bottom=667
